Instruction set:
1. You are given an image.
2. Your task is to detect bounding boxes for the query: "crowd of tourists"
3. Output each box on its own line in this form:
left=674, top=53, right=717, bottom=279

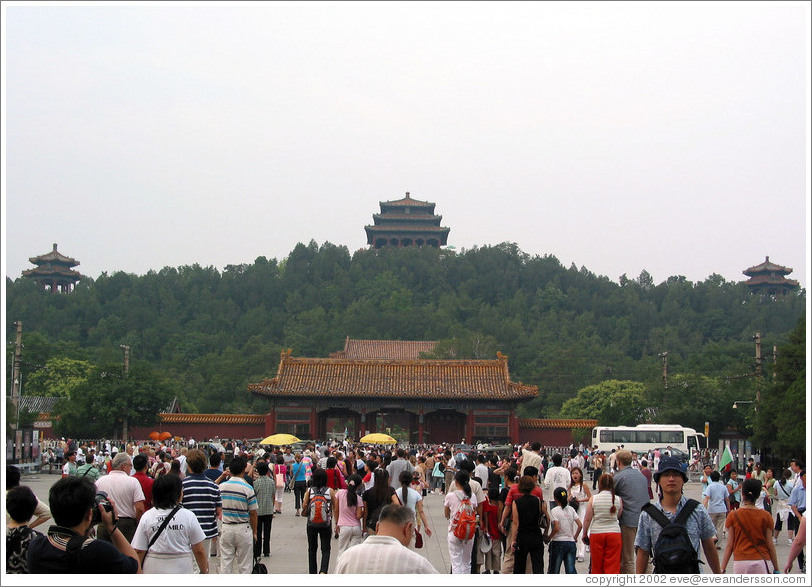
left=6, top=436, right=807, bottom=575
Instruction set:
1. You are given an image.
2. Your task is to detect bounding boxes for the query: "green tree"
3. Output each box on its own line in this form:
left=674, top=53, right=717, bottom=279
left=753, top=313, right=806, bottom=460
left=23, top=357, right=92, bottom=397
left=53, top=361, right=175, bottom=438
left=559, top=380, right=647, bottom=425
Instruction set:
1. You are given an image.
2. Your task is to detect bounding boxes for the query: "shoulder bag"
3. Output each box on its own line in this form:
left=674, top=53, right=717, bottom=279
left=733, top=509, right=774, bottom=573
left=145, top=504, right=183, bottom=555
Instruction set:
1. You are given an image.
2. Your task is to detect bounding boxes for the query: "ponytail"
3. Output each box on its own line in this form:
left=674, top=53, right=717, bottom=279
left=399, top=470, right=411, bottom=506
left=455, top=470, right=472, bottom=499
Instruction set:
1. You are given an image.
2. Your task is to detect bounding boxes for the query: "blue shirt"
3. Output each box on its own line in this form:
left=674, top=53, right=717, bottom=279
left=220, top=477, right=257, bottom=524
left=702, top=482, right=729, bottom=514
left=787, top=481, right=806, bottom=512
left=635, top=496, right=716, bottom=562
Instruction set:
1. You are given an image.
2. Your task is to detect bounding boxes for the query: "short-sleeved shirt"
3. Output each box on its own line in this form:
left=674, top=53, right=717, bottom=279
left=444, top=490, right=479, bottom=534
left=76, top=463, right=102, bottom=481
left=635, top=496, right=716, bottom=557
left=394, top=486, right=422, bottom=513
left=787, top=482, right=806, bottom=512
left=95, top=471, right=146, bottom=519
left=703, top=482, right=729, bottom=514
left=62, top=461, right=77, bottom=476
left=725, top=507, right=774, bottom=561
left=220, top=477, right=258, bottom=524
left=182, top=473, right=222, bottom=538
left=252, top=475, right=276, bottom=517
left=131, top=507, right=206, bottom=554
left=613, top=467, right=651, bottom=528
left=550, top=504, right=579, bottom=541
left=336, top=488, right=364, bottom=527
left=504, top=483, right=543, bottom=508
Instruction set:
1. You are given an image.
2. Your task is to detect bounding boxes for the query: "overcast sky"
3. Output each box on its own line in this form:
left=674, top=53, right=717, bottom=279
left=3, top=2, right=810, bottom=290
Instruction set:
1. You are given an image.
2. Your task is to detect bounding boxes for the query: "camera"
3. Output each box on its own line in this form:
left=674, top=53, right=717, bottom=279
left=91, top=491, right=115, bottom=526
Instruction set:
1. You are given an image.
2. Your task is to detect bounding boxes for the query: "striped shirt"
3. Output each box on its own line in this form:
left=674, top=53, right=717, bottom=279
left=335, top=535, right=439, bottom=573
left=182, top=473, right=222, bottom=539
left=253, top=475, right=276, bottom=517
left=220, top=477, right=257, bottom=524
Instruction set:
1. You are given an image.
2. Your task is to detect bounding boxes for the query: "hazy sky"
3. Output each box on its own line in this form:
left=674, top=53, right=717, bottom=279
left=3, top=2, right=810, bottom=289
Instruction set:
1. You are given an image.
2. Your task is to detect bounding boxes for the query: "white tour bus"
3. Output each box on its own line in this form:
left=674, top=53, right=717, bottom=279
left=591, top=424, right=705, bottom=458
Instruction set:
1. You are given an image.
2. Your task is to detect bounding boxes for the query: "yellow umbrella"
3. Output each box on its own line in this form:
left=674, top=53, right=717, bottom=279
left=259, top=433, right=301, bottom=445
left=359, top=432, right=397, bottom=444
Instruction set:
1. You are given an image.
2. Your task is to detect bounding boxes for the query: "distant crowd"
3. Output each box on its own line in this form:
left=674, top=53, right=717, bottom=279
left=6, top=436, right=807, bottom=575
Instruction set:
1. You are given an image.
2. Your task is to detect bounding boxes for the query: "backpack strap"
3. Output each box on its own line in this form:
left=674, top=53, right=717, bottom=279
left=147, top=504, right=183, bottom=551
left=674, top=499, right=700, bottom=525
left=643, top=503, right=672, bottom=528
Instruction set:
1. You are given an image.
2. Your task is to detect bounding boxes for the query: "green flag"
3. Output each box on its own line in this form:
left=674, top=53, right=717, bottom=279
left=719, top=445, right=733, bottom=473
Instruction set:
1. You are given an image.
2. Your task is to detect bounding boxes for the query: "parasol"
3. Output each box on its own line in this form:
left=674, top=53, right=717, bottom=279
left=259, top=433, right=301, bottom=445
left=359, top=433, right=397, bottom=444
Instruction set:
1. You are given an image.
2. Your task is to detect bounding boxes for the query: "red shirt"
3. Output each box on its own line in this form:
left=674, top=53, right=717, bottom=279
left=133, top=471, right=154, bottom=510
left=504, top=484, right=543, bottom=508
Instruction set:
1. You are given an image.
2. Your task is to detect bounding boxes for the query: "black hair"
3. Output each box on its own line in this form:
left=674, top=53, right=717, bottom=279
left=153, top=473, right=183, bottom=509
left=6, top=465, right=21, bottom=489
left=399, top=470, right=412, bottom=506
left=710, top=471, right=721, bottom=482
left=49, top=476, right=96, bottom=528
left=554, top=486, right=569, bottom=508
left=327, top=456, right=337, bottom=469
left=6, top=485, right=38, bottom=523
left=311, top=468, right=328, bottom=489
left=229, top=456, right=247, bottom=475
left=276, top=454, right=285, bottom=465
left=458, top=459, right=474, bottom=474
left=371, top=468, right=391, bottom=504
left=454, top=470, right=472, bottom=498
left=742, top=478, right=762, bottom=504
left=523, top=466, right=539, bottom=478
left=256, top=461, right=270, bottom=476
left=209, top=452, right=221, bottom=467
left=552, top=453, right=563, bottom=467
left=531, top=442, right=541, bottom=452
left=346, top=474, right=363, bottom=508
left=132, top=454, right=148, bottom=472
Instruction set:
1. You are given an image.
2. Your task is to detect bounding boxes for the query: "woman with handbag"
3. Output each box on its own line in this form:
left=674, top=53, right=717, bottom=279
left=511, top=474, right=545, bottom=574
left=273, top=455, right=287, bottom=514
left=132, top=474, right=208, bottom=573
left=721, top=478, right=780, bottom=573
left=568, top=466, right=591, bottom=562
left=396, top=470, right=433, bottom=550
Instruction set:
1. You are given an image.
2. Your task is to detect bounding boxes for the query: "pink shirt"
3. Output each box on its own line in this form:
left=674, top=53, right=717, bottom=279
left=336, top=489, right=363, bottom=527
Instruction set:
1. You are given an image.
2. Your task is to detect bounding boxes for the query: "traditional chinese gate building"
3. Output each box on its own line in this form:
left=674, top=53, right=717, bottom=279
left=742, top=256, right=800, bottom=298
left=364, top=192, right=450, bottom=249
left=248, top=345, right=537, bottom=444
left=22, top=243, right=84, bottom=293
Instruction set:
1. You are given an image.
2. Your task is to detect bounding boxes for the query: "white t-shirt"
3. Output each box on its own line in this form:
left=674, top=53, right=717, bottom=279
left=550, top=504, right=579, bottom=541
left=395, top=486, right=423, bottom=513
left=132, top=506, right=206, bottom=555
left=443, top=490, right=479, bottom=534
left=544, top=466, right=571, bottom=494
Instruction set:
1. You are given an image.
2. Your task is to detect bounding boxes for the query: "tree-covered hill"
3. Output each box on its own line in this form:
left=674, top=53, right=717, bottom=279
left=6, top=242, right=805, bottom=431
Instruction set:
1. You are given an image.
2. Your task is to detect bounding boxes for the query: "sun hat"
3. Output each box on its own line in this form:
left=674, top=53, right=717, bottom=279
left=653, top=456, right=688, bottom=483
left=479, top=533, right=493, bottom=553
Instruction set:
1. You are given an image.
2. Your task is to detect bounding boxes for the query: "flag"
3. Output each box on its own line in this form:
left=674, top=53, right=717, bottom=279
left=719, top=445, right=733, bottom=473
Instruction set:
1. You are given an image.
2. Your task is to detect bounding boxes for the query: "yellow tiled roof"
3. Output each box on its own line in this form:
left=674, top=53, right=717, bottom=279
left=330, top=338, right=439, bottom=360
left=159, top=413, right=265, bottom=424
left=518, top=418, right=597, bottom=429
left=250, top=350, right=537, bottom=400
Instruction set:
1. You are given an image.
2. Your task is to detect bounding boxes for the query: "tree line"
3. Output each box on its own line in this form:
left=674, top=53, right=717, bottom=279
left=5, top=241, right=806, bottom=458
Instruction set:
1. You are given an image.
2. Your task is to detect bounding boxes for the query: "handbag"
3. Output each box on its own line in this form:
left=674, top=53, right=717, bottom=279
left=252, top=556, right=268, bottom=574
left=289, top=463, right=300, bottom=490
left=146, top=504, right=182, bottom=555
left=414, top=528, right=423, bottom=548
left=568, top=497, right=580, bottom=512
left=275, top=465, right=285, bottom=487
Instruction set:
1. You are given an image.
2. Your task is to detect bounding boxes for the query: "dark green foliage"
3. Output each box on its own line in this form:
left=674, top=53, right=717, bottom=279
left=5, top=242, right=805, bottom=444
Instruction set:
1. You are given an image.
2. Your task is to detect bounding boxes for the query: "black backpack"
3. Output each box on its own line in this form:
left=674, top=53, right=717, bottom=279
left=642, top=499, right=700, bottom=574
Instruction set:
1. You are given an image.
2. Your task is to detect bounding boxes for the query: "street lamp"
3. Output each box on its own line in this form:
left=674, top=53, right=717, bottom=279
left=732, top=400, right=754, bottom=409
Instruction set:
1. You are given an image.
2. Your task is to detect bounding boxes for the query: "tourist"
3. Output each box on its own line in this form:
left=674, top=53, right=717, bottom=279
left=131, top=474, right=208, bottom=573
left=95, top=453, right=146, bottom=543
left=583, top=473, right=623, bottom=574
left=61, top=451, right=78, bottom=477
left=772, top=469, right=795, bottom=544
left=131, top=454, right=154, bottom=510
left=519, top=442, right=543, bottom=477
left=786, top=469, right=806, bottom=573
left=6, top=465, right=51, bottom=530
left=252, top=460, right=275, bottom=560
left=396, top=469, right=433, bottom=546
left=218, top=456, right=258, bottom=574
left=784, top=514, right=806, bottom=574
left=444, top=470, right=479, bottom=574
left=727, top=470, right=742, bottom=510
left=335, top=504, right=439, bottom=573
left=635, top=457, right=720, bottom=574
left=568, top=466, right=591, bottom=562
left=6, top=486, right=43, bottom=573
left=335, top=473, right=365, bottom=557
left=362, top=468, right=398, bottom=535
left=510, top=474, right=545, bottom=573
left=591, top=451, right=605, bottom=491
left=720, top=479, right=779, bottom=573
left=290, top=453, right=308, bottom=516
left=703, top=471, right=730, bottom=550
left=302, top=468, right=337, bottom=574
left=181, top=449, right=222, bottom=568
left=547, top=486, right=582, bottom=574
left=273, top=454, right=287, bottom=513
left=613, top=449, right=651, bottom=573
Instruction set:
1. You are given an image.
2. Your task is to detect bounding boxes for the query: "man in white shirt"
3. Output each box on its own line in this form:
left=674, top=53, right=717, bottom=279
left=520, top=442, right=543, bottom=477
left=335, top=505, right=438, bottom=573
left=544, top=453, right=571, bottom=507
left=95, top=453, right=146, bottom=542
left=474, top=454, right=490, bottom=493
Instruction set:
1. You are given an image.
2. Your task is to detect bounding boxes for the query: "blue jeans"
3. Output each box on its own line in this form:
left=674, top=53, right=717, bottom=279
left=548, top=540, right=577, bottom=574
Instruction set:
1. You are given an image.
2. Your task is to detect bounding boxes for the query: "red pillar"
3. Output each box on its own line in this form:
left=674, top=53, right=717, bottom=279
left=510, top=408, right=520, bottom=444
left=310, top=408, right=318, bottom=440
left=466, top=410, right=475, bottom=444
left=418, top=410, right=424, bottom=445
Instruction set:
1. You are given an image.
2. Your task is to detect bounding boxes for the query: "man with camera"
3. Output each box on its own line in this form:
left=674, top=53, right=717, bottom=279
left=26, top=476, right=140, bottom=573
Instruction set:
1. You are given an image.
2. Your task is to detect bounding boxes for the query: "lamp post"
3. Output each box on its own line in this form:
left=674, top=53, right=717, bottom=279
left=120, top=345, right=130, bottom=442
left=732, top=400, right=754, bottom=409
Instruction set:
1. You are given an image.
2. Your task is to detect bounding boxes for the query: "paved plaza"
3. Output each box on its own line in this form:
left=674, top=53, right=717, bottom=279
left=17, top=471, right=805, bottom=575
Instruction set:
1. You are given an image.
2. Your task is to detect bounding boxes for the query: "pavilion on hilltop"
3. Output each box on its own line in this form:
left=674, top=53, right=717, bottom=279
left=742, top=256, right=800, bottom=298
left=22, top=243, right=84, bottom=293
left=365, top=192, right=450, bottom=248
